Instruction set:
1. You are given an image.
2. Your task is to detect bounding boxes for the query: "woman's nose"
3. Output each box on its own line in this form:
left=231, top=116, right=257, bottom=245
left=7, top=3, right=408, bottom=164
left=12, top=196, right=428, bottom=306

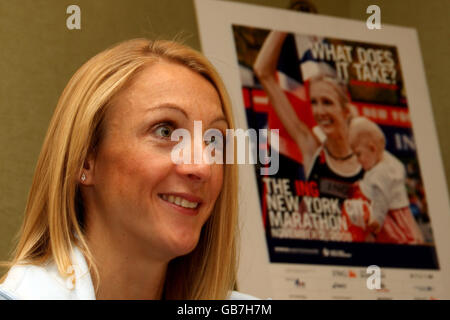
left=176, top=161, right=212, bottom=182
left=174, top=141, right=213, bottom=182
left=313, top=102, right=325, bottom=115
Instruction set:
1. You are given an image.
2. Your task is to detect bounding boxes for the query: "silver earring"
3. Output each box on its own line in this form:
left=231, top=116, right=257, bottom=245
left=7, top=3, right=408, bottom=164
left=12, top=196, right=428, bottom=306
left=81, top=173, right=86, bottom=182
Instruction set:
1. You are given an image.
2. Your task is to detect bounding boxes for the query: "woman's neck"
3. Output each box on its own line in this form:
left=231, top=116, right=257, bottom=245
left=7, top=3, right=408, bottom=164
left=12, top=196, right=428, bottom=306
left=85, top=217, right=168, bottom=300
left=325, top=130, right=353, bottom=159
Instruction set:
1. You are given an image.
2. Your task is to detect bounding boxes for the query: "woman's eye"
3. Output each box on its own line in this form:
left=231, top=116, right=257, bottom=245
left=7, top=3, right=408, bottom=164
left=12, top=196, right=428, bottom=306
left=154, top=124, right=174, bottom=139
left=323, top=98, right=333, bottom=105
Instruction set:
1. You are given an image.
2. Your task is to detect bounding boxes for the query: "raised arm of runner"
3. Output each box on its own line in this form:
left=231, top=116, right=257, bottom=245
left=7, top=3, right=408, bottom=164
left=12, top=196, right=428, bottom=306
left=254, top=30, right=319, bottom=172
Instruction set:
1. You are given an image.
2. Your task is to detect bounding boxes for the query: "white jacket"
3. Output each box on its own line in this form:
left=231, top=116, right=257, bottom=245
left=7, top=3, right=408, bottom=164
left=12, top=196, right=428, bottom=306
left=0, top=246, right=258, bottom=300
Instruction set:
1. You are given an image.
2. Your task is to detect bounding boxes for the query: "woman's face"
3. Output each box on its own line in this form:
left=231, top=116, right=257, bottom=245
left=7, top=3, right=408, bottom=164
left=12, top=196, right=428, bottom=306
left=310, top=80, right=349, bottom=137
left=87, top=61, right=227, bottom=261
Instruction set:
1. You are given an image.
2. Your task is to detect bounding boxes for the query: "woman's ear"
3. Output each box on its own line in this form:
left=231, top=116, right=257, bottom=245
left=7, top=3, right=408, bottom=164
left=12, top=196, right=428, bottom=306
left=80, top=152, right=95, bottom=185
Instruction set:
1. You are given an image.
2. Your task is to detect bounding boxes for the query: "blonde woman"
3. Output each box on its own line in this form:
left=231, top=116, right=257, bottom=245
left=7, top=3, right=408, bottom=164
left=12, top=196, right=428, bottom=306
left=254, top=31, right=363, bottom=200
left=0, top=39, right=256, bottom=300
left=254, top=31, right=363, bottom=242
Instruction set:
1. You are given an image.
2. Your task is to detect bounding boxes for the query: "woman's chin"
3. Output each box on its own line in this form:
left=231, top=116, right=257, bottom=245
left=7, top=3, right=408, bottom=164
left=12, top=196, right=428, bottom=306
left=319, top=125, right=335, bottom=136
left=166, top=231, right=201, bottom=258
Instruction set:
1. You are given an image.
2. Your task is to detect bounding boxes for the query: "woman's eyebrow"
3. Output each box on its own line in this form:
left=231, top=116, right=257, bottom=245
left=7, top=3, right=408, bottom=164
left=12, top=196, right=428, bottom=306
left=145, top=103, right=188, bottom=118
left=145, top=104, right=228, bottom=126
left=210, top=116, right=228, bottom=126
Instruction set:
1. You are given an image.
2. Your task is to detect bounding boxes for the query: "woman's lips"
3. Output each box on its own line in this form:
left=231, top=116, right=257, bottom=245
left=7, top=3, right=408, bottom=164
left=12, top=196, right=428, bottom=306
left=158, top=193, right=201, bottom=216
left=317, top=118, right=333, bottom=126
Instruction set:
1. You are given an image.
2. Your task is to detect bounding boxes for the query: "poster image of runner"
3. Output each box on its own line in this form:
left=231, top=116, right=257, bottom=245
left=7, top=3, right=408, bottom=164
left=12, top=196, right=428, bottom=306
left=231, top=25, right=438, bottom=269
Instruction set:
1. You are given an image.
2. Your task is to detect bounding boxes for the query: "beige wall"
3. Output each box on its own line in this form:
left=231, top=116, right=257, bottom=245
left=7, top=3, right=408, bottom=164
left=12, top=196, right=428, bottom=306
left=1, top=0, right=448, bottom=270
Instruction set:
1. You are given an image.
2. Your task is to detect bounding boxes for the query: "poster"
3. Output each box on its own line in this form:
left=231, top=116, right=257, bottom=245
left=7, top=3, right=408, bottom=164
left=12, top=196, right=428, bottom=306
left=234, top=26, right=437, bottom=269
left=195, top=0, right=450, bottom=299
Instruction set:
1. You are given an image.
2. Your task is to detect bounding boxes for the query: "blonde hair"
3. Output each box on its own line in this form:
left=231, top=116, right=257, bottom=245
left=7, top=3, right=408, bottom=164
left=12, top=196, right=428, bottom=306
left=1, top=39, right=239, bottom=299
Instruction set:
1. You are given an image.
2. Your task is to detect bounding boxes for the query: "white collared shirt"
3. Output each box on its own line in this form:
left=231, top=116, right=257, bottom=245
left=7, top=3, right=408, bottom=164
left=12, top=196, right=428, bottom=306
left=0, top=246, right=258, bottom=300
